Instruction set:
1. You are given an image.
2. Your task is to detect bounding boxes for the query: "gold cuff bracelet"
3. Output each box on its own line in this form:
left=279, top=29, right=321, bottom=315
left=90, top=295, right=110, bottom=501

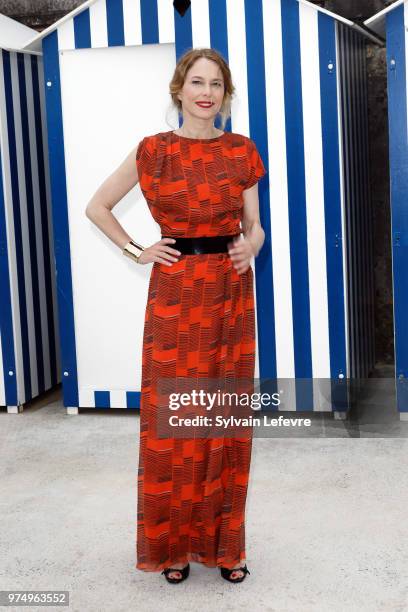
left=123, top=239, right=145, bottom=264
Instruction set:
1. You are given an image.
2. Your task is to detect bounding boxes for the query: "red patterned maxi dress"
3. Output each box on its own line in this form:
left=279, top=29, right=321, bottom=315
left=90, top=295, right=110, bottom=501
left=135, top=130, right=266, bottom=571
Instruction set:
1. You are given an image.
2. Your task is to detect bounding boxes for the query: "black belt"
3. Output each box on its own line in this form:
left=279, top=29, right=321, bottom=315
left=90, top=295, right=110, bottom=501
left=161, top=234, right=241, bottom=254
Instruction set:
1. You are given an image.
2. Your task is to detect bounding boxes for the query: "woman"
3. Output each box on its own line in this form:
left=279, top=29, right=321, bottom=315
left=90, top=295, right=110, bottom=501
left=85, top=47, right=266, bottom=584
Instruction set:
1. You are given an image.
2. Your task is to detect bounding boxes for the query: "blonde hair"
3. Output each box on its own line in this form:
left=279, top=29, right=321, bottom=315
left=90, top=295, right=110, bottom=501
left=169, top=48, right=235, bottom=130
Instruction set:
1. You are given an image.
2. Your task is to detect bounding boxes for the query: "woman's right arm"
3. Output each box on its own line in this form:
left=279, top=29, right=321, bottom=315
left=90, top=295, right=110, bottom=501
left=85, top=146, right=181, bottom=266
left=85, top=145, right=140, bottom=250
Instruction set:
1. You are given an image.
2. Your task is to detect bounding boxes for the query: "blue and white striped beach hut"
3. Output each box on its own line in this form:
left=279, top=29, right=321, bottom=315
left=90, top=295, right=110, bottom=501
left=0, top=15, right=61, bottom=413
left=24, top=0, right=381, bottom=415
left=365, top=1, right=408, bottom=420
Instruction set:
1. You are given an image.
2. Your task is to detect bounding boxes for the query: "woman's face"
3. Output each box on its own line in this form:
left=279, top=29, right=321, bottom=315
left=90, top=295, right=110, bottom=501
left=177, top=57, right=225, bottom=123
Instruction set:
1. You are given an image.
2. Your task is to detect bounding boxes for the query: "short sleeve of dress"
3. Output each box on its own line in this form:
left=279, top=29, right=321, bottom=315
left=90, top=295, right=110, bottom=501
left=136, top=136, right=154, bottom=182
left=244, top=138, right=267, bottom=190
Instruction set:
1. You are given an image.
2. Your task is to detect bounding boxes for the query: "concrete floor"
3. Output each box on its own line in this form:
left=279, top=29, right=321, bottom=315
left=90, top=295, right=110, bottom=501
left=1, top=370, right=408, bottom=612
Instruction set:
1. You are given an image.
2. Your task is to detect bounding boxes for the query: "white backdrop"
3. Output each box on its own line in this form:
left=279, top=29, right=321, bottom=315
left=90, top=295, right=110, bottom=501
left=59, top=42, right=178, bottom=405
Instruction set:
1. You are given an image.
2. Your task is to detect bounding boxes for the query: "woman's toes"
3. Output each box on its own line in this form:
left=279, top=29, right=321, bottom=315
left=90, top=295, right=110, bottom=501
left=169, top=570, right=182, bottom=579
left=231, top=569, right=243, bottom=579
left=167, top=563, right=187, bottom=579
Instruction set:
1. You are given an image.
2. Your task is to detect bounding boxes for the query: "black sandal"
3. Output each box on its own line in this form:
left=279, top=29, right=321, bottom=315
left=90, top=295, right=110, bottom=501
left=220, top=564, right=250, bottom=583
left=161, top=563, right=190, bottom=584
